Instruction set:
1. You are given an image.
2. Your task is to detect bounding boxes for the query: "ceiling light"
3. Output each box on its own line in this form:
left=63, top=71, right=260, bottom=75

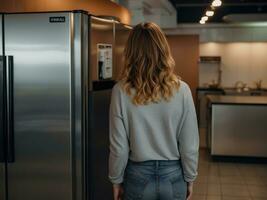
left=206, top=10, right=214, bottom=17
left=212, top=0, right=222, bottom=7
left=200, top=20, right=206, bottom=24
left=202, top=16, right=209, bottom=21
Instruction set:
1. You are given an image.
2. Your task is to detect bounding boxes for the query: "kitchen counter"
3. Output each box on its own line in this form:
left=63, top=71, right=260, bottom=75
left=197, top=87, right=224, bottom=92
left=206, top=95, right=267, bottom=158
left=197, top=87, right=267, bottom=95
left=206, top=95, right=267, bottom=105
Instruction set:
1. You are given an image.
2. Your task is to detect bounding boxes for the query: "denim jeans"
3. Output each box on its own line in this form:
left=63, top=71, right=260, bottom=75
left=123, top=160, right=187, bottom=200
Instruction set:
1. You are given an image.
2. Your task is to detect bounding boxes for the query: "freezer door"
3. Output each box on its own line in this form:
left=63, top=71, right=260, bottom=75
left=0, top=14, right=7, bottom=200
left=4, top=13, right=73, bottom=200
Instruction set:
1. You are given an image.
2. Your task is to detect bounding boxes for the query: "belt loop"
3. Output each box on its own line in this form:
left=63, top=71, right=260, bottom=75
left=156, top=161, right=159, bottom=169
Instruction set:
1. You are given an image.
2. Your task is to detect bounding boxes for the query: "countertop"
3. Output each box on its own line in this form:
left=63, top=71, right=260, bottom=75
left=197, top=87, right=267, bottom=92
left=197, top=87, right=224, bottom=91
left=206, top=95, right=267, bottom=105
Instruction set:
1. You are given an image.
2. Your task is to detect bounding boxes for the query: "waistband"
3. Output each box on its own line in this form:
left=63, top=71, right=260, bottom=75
left=128, top=159, right=180, bottom=167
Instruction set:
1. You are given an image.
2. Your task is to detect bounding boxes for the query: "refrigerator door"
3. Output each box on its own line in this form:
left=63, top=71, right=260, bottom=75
left=88, top=81, right=115, bottom=200
left=4, top=13, right=74, bottom=200
left=114, top=22, right=132, bottom=80
left=87, top=16, right=115, bottom=199
left=0, top=13, right=7, bottom=200
left=72, top=12, right=89, bottom=200
left=89, top=16, right=115, bottom=82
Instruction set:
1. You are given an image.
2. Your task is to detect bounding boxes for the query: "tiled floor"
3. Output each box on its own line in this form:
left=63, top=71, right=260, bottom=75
left=192, top=149, right=267, bottom=200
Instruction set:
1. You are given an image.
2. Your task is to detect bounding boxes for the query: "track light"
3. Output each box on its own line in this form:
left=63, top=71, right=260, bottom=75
left=206, top=10, right=214, bottom=17
left=212, top=0, right=222, bottom=7
left=201, top=16, right=208, bottom=21
left=200, top=0, right=221, bottom=24
left=200, top=20, right=206, bottom=24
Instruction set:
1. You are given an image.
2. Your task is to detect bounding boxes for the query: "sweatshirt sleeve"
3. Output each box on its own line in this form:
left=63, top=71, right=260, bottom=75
left=178, top=83, right=199, bottom=183
left=108, top=84, right=129, bottom=184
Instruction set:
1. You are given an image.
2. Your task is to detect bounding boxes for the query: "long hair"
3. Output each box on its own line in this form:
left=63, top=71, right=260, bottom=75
left=119, top=22, right=180, bottom=105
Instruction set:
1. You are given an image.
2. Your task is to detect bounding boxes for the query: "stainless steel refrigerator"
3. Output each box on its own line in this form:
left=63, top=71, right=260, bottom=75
left=0, top=11, right=131, bottom=200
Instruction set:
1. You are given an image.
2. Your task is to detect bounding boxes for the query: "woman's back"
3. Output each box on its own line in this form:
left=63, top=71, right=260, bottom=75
left=108, top=22, right=199, bottom=200
left=110, top=80, right=198, bottom=163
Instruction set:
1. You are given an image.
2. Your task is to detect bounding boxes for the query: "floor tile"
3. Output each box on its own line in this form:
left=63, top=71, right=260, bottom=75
left=256, top=167, right=267, bottom=177
left=259, top=176, right=267, bottom=186
left=207, top=195, right=221, bottom=200
left=244, top=176, right=267, bottom=186
left=194, top=183, right=208, bottom=195
left=237, top=164, right=260, bottom=177
left=209, top=164, right=220, bottom=176
left=207, top=184, right=221, bottom=195
left=197, top=148, right=267, bottom=200
left=195, top=175, right=208, bottom=184
left=192, top=194, right=206, bottom=200
left=221, top=184, right=250, bottom=197
left=219, top=164, right=240, bottom=176
left=199, top=163, right=210, bottom=176
left=208, top=176, right=220, bottom=184
left=248, top=185, right=267, bottom=198
left=220, top=176, right=245, bottom=185
left=222, top=196, right=252, bottom=200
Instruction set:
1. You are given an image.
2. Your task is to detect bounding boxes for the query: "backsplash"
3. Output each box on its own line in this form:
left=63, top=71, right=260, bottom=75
left=199, top=42, right=267, bottom=88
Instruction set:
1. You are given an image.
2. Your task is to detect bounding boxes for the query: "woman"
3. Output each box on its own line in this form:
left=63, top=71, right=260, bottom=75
left=109, top=22, right=199, bottom=200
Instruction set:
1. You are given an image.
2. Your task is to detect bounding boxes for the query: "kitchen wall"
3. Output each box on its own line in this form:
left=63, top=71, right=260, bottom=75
left=199, top=42, right=267, bottom=88
left=167, top=35, right=199, bottom=103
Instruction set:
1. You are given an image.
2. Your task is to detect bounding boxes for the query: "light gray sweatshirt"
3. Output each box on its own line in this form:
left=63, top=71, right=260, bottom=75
left=109, top=80, right=199, bottom=184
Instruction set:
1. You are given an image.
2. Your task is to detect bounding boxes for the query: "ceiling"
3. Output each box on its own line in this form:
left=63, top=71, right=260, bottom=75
left=168, top=0, right=267, bottom=23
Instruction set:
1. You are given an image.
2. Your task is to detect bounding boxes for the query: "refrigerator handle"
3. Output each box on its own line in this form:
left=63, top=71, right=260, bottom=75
left=0, top=56, right=6, bottom=163
left=7, top=56, right=15, bottom=163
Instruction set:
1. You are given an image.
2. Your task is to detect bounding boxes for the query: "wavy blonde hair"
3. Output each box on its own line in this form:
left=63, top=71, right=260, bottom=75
left=119, top=22, right=180, bottom=105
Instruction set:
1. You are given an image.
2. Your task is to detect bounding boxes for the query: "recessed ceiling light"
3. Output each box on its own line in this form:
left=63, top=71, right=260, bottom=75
left=202, top=16, right=209, bottom=21
left=212, top=0, right=222, bottom=7
left=206, top=10, right=214, bottom=17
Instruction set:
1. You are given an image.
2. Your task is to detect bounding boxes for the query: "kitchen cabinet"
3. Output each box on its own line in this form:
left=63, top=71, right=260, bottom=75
left=207, top=95, right=267, bottom=157
left=196, top=88, right=224, bottom=128
left=197, top=88, right=224, bottom=147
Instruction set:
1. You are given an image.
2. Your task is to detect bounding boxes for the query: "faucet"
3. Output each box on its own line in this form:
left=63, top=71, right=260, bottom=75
left=234, top=81, right=245, bottom=92
left=254, top=80, right=262, bottom=90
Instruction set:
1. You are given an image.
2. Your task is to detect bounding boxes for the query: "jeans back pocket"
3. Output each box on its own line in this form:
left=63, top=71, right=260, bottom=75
left=169, top=170, right=187, bottom=200
left=124, top=169, right=149, bottom=200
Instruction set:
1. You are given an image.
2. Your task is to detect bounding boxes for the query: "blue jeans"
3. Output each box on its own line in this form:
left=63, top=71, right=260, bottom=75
left=123, top=160, right=187, bottom=200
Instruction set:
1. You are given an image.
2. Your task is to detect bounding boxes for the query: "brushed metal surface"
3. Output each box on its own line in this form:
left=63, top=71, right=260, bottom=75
left=211, top=104, right=267, bottom=157
left=71, top=12, right=89, bottom=200
left=0, top=56, right=4, bottom=163
left=0, top=13, right=7, bottom=200
left=114, top=22, right=131, bottom=80
left=207, top=95, right=267, bottom=105
left=90, top=16, right=115, bottom=82
left=0, top=14, right=2, bottom=55
left=87, top=16, right=115, bottom=199
left=89, top=89, right=113, bottom=200
left=5, top=13, right=73, bottom=200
